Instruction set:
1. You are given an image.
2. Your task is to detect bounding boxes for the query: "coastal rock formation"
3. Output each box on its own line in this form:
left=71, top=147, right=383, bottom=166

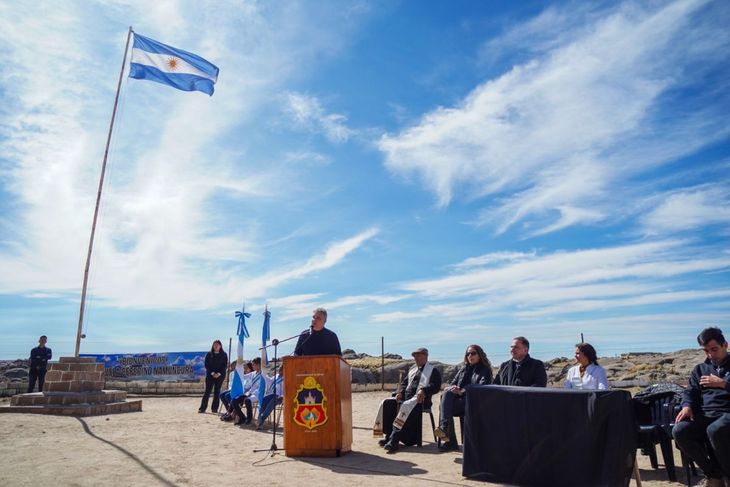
left=1, top=348, right=707, bottom=395
left=346, top=348, right=706, bottom=388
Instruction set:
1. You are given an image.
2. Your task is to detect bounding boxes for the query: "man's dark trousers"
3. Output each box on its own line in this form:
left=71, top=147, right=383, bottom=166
left=673, top=413, right=730, bottom=478
left=27, top=368, right=47, bottom=393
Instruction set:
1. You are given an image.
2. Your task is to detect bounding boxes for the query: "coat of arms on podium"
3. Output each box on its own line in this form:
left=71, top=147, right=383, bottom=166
left=293, top=376, right=328, bottom=430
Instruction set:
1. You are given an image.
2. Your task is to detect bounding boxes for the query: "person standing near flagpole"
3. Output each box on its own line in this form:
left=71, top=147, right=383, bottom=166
left=292, top=308, right=342, bottom=356
left=27, top=335, right=52, bottom=393
left=199, top=340, right=228, bottom=413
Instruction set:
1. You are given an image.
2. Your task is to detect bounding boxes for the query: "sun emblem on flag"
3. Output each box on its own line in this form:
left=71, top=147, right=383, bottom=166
left=166, top=57, right=179, bottom=70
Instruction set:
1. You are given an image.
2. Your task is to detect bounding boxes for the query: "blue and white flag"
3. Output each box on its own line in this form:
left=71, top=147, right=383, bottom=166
left=129, top=32, right=219, bottom=96
left=230, top=306, right=251, bottom=400
left=261, top=307, right=271, bottom=366
left=235, top=307, right=251, bottom=361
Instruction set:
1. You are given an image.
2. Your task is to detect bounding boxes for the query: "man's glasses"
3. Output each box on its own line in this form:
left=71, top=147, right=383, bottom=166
left=465, top=351, right=478, bottom=357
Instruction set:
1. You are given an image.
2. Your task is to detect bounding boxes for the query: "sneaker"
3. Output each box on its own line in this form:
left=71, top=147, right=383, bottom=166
left=378, top=438, right=388, bottom=447
left=198, top=409, right=205, bottom=413
left=433, top=427, right=449, bottom=441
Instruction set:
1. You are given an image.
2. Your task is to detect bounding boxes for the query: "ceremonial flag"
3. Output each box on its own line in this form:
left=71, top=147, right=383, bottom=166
left=230, top=306, right=250, bottom=400
left=129, top=32, right=219, bottom=96
left=261, top=306, right=271, bottom=366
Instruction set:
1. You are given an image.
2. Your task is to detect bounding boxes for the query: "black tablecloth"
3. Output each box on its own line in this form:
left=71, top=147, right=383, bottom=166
left=462, top=385, right=636, bottom=486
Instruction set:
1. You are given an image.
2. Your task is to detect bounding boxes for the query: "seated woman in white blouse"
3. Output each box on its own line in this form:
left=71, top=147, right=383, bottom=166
left=564, top=342, right=609, bottom=390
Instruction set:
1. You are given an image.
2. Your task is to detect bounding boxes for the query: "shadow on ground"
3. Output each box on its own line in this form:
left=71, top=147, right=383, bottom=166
left=76, top=417, right=180, bottom=487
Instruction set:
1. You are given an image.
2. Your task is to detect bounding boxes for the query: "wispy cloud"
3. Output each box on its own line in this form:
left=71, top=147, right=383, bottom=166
left=451, top=250, right=536, bottom=270
left=373, top=239, right=730, bottom=322
left=0, top=1, right=375, bottom=310
left=283, top=92, right=355, bottom=143
left=640, top=183, right=730, bottom=235
left=379, top=0, right=730, bottom=236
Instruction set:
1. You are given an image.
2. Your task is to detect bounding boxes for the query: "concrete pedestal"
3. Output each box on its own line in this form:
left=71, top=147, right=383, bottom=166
left=1, top=357, right=141, bottom=416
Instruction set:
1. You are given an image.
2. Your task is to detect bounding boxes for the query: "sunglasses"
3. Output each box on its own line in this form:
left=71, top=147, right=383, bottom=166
left=465, top=351, right=478, bottom=357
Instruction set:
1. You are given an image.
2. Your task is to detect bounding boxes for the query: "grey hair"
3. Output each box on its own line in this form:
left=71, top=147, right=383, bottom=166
left=314, top=307, right=328, bottom=323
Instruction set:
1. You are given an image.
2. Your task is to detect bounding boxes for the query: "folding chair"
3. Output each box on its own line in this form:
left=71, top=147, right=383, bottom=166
left=633, top=392, right=678, bottom=482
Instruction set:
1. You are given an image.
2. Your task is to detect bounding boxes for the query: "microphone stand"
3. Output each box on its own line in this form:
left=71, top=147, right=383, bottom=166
left=252, top=329, right=309, bottom=456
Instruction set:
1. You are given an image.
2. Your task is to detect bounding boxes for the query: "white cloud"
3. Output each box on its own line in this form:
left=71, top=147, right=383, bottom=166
left=641, top=184, right=730, bottom=234
left=270, top=291, right=407, bottom=322
left=0, top=2, right=375, bottom=310
left=283, top=92, right=354, bottom=143
left=375, top=239, right=730, bottom=323
left=452, top=250, right=536, bottom=270
left=379, top=0, right=729, bottom=236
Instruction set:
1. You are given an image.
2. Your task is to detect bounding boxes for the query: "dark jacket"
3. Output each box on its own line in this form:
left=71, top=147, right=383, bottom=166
left=493, top=354, right=547, bottom=387
left=450, top=362, right=493, bottom=387
left=681, top=356, right=730, bottom=416
left=29, top=346, right=52, bottom=370
left=293, top=327, right=342, bottom=356
left=399, top=364, right=442, bottom=410
left=204, top=351, right=228, bottom=378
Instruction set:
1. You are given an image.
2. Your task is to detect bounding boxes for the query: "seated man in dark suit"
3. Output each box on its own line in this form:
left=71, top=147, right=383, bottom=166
left=373, top=347, right=442, bottom=453
left=493, top=336, right=547, bottom=387
left=673, top=327, right=730, bottom=486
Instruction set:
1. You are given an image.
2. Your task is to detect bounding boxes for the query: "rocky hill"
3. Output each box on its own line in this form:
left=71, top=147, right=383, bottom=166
left=1, top=348, right=707, bottom=395
left=342, top=348, right=706, bottom=388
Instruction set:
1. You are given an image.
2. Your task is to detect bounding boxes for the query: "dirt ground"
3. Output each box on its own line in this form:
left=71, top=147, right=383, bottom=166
left=0, top=391, right=695, bottom=487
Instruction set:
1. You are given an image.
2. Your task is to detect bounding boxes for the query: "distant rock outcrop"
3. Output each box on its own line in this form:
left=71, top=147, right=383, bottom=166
left=0, top=360, right=29, bottom=382
left=0, top=348, right=706, bottom=391
left=344, top=348, right=705, bottom=388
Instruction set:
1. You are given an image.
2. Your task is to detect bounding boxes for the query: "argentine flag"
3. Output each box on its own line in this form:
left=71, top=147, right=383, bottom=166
left=129, top=32, right=219, bottom=96
left=261, top=308, right=271, bottom=366
left=230, top=308, right=251, bottom=401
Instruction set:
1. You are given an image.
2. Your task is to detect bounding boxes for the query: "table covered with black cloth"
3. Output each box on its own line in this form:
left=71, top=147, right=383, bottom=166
left=462, top=385, right=636, bottom=486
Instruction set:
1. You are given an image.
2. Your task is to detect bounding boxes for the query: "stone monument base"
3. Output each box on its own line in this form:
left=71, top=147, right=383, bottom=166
left=0, top=356, right=141, bottom=416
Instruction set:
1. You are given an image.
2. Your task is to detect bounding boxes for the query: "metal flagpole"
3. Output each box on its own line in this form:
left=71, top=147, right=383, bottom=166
left=74, top=26, right=134, bottom=357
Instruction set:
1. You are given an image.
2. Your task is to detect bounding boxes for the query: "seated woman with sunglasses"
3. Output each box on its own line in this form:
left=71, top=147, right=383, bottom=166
left=434, top=344, right=493, bottom=451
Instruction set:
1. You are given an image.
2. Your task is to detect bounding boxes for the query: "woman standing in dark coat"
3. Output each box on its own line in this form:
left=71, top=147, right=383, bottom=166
left=199, top=340, right=228, bottom=413
left=434, top=344, right=493, bottom=451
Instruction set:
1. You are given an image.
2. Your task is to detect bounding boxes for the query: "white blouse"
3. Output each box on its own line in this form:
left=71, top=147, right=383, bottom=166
left=564, top=363, right=609, bottom=390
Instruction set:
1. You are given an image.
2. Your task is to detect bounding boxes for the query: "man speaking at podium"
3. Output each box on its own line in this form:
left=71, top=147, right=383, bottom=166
left=293, top=308, right=342, bottom=356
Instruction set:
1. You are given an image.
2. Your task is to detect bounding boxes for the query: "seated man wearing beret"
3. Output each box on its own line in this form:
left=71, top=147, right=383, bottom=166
left=373, top=347, right=442, bottom=453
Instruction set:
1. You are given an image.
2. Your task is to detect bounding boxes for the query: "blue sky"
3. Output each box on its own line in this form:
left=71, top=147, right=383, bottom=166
left=1, top=0, right=729, bottom=364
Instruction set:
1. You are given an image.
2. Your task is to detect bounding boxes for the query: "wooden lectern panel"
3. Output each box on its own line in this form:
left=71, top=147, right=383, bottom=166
left=282, top=355, right=352, bottom=457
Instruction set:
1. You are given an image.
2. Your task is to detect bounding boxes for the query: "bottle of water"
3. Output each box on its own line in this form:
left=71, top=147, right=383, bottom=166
left=571, top=376, right=583, bottom=390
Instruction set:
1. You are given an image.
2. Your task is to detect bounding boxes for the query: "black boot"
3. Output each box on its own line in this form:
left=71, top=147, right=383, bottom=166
left=383, top=429, right=401, bottom=453
left=245, top=400, right=253, bottom=424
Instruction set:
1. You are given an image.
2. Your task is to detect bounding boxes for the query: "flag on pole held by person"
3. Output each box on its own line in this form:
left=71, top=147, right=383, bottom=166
left=230, top=306, right=250, bottom=400
left=129, top=32, right=219, bottom=96
left=261, top=306, right=271, bottom=366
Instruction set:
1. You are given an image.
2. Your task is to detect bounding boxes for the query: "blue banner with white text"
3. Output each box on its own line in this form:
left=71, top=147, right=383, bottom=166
left=81, top=352, right=207, bottom=380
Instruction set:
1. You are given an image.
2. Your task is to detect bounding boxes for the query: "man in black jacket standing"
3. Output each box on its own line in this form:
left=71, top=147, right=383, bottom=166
left=673, top=327, right=730, bottom=486
left=28, top=335, right=52, bottom=393
left=493, top=336, right=547, bottom=387
left=293, top=308, right=341, bottom=356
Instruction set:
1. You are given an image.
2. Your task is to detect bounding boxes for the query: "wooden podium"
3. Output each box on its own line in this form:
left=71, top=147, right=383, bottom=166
left=282, top=355, right=352, bottom=457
